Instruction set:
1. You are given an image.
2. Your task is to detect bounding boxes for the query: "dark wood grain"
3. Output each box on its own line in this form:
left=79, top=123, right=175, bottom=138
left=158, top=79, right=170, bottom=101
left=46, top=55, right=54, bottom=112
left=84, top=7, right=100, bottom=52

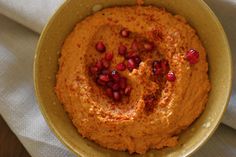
left=0, top=116, right=31, bottom=157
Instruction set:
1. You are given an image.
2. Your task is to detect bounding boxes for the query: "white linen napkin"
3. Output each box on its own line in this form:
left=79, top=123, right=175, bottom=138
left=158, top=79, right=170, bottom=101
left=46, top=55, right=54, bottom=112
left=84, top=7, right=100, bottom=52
left=0, top=0, right=235, bottom=157
left=0, top=0, right=63, bottom=33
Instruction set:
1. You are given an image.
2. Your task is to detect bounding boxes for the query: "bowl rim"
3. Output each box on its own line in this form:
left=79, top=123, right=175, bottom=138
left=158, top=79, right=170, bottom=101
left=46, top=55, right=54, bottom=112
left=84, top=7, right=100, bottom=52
left=33, top=0, right=232, bottom=156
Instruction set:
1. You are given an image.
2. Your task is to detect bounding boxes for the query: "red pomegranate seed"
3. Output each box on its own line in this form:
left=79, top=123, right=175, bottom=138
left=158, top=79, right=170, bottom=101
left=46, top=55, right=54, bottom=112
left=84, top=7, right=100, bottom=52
left=99, top=74, right=110, bottom=82
left=118, top=44, right=127, bottom=56
left=95, top=41, right=106, bottom=53
left=124, top=85, right=132, bottom=96
left=143, top=42, right=154, bottom=51
left=134, top=56, right=141, bottom=66
left=161, top=59, right=169, bottom=73
left=95, top=60, right=103, bottom=70
left=153, top=68, right=162, bottom=76
left=105, top=52, right=113, bottom=61
left=166, top=71, right=176, bottom=82
left=111, top=70, right=120, bottom=81
left=101, top=69, right=110, bottom=75
left=116, top=62, right=126, bottom=71
left=120, top=28, right=130, bottom=38
left=120, top=90, right=124, bottom=96
left=112, top=83, right=121, bottom=91
left=101, top=59, right=110, bottom=69
left=131, top=41, right=139, bottom=51
left=96, top=79, right=106, bottom=86
left=153, top=60, right=161, bottom=68
left=153, top=60, right=162, bottom=76
left=113, top=91, right=121, bottom=101
left=185, top=49, right=199, bottom=64
left=119, top=77, right=127, bottom=89
left=106, top=88, right=113, bottom=97
left=89, top=66, right=99, bottom=75
left=106, top=81, right=114, bottom=88
left=125, top=51, right=138, bottom=59
left=127, top=58, right=136, bottom=71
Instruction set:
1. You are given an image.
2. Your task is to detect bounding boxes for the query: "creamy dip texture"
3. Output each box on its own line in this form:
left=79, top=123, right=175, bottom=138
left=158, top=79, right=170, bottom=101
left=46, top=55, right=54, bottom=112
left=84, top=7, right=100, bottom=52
left=55, top=6, right=210, bottom=154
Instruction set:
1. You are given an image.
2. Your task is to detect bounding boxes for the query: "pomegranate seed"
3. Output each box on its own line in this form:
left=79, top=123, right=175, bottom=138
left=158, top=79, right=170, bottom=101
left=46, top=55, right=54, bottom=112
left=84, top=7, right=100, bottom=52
left=153, top=60, right=161, bottom=68
left=131, top=41, right=139, bottom=51
left=143, top=42, right=154, bottom=51
left=111, top=70, right=120, bottom=81
left=116, top=62, right=126, bottom=71
left=101, top=59, right=110, bottom=69
left=96, top=78, right=106, bottom=86
left=106, top=81, right=114, bottom=88
left=95, top=41, right=106, bottom=53
left=185, top=49, right=199, bottom=64
left=125, top=51, right=138, bottom=59
left=119, top=77, right=127, bottom=89
left=153, top=60, right=162, bottom=76
left=120, top=28, right=130, bottom=38
left=120, top=90, right=124, bottom=96
left=127, top=58, right=136, bottom=71
left=166, top=71, right=176, bottom=82
left=105, top=52, right=113, bottom=61
left=161, top=59, right=169, bottom=73
left=101, top=69, right=110, bottom=75
left=124, top=86, right=132, bottom=95
left=89, top=66, right=99, bottom=75
left=113, top=91, right=121, bottom=101
left=95, top=60, right=103, bottom=70
left=134, top=56, right=141, bottom=66
left=153, top=67, right=162, bottom=76
left=106, top=88, right=113, bottom=97
left=118, top=44, right=127, bottom=56
left=99, top=74, right=110, bottom=82
left=112, top=83, right=121, bottom=91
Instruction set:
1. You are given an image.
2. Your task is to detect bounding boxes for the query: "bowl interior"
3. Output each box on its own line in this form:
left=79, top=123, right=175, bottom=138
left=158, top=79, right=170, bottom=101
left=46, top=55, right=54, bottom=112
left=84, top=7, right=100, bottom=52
left=34, top=0, right=232, bottom=156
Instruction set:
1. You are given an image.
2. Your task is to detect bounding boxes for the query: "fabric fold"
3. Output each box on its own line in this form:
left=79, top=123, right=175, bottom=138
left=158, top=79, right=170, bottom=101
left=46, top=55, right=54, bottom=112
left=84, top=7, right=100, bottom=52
left=0, top=0, right=63, bottom=33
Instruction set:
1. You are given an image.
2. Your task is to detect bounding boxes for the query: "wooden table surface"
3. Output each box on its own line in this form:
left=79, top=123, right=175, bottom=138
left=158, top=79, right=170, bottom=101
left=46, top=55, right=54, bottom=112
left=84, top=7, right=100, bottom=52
left=0, top=116, right=31, bottom=157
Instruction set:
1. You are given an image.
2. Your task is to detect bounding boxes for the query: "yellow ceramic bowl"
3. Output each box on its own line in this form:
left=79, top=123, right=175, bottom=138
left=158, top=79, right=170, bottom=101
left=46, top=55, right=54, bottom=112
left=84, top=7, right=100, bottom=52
left=34, top=0, right=232, bottom=156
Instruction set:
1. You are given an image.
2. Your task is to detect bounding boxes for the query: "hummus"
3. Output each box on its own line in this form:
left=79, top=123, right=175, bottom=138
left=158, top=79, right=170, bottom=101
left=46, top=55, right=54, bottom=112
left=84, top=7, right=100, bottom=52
left=55, top=6, right=210, bottom=154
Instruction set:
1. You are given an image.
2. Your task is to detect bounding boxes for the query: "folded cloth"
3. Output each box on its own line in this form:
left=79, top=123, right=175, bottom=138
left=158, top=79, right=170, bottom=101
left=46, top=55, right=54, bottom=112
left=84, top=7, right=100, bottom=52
left=0, top=0, right=63, bottom=33
left=0, top=0, right=235, bottom=157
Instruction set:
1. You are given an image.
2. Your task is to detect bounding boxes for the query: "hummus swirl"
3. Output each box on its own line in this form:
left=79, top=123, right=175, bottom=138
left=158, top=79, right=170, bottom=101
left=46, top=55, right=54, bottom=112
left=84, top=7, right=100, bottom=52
left=55, top=6, right=210, bottom=154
